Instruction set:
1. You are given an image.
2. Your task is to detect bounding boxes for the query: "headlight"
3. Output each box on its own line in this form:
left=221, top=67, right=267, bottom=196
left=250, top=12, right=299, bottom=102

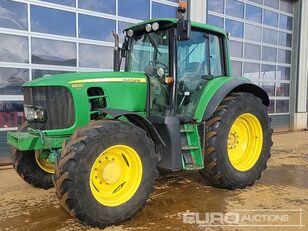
left=24, top=105, right=46, bottom=122
left=145, top=24, right=152, bottom=32
left=156, top=67, right=165, bottom=78
left=126, top=29, right=134, bottom=37
left=152, top=22, right=159, bottom=31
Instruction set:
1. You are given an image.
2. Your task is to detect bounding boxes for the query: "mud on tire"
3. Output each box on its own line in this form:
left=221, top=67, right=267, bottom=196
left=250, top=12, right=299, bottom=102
left=54, top=120, right=159, bottom=228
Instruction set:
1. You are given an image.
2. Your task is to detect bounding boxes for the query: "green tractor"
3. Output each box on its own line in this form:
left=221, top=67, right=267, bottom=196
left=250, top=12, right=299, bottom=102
left=7, top=1, right=272, bottom=228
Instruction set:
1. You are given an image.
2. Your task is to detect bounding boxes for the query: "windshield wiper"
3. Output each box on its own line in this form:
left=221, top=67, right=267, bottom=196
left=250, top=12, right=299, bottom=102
left=180, top=43, right=200, bottom=65
left=148, top=33, right=162, bottom=57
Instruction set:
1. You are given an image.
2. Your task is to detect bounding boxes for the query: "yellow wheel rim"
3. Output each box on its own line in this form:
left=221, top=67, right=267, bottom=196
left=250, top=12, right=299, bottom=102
left=227, top=113, right=263, bottom=172
left=89, top=145, right=143, bottom=207
left=35, top=151, right=55, bottom=174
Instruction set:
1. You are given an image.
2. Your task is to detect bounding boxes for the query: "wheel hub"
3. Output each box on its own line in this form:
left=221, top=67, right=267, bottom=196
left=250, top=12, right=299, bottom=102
left=102, top=162, right=121, bottom=184
left=228, top=131, right=239, bottom=149
left=35, top=150, right=55, bottom=174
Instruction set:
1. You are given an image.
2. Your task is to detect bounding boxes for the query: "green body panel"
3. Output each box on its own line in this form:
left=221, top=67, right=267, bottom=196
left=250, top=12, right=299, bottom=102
left=24, top=71, right=148, bottom=136
left=182, top=124, right=203, bottom=170
left=193, top=76, right=249, bottom=122
left=7, top=131, right=66, bottom=151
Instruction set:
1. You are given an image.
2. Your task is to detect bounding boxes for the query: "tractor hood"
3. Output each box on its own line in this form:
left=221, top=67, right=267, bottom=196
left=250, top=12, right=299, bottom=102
left=23, top=72, right=148, bottom=122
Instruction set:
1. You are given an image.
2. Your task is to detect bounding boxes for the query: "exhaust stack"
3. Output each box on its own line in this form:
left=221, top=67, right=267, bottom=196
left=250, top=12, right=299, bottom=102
left=113, top=31, right=121, bottom=72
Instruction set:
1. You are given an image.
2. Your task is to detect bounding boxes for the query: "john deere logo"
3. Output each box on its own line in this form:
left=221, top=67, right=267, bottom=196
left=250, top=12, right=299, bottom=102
left=72, top=83, right=84, bottom=88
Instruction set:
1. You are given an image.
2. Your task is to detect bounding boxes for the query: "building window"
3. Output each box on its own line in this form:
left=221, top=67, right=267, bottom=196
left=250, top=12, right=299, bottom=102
left=79, top=44, right=113, bottom=69
left=264, top=10, right=278, bottom=27
left=41, top=0, right=76, bottom=7
left=244, top=62, right=260, bottom=80
left=226, top=0, right=244, bottom=18
left=152, top=2, right=177, bottom=18
left=262, top=46, right=277, bottom=62
left=263, top=28, right=278, bottom=45
left=225, top=19, right=243, bottom=38
left=264, top=0, right=279, bottom=9
left=31, top=6, right=76, bottom=37
left=118, top=0, right=150, bottom=20
left=231, top=60, right=242, bottom=76
left=79, top=14, right=115, bottom=41
left=279, top=14, right=293, bottom=31
left=229, top=41, right=243, bottom=58
left=0, top=0, right=28, bottom=31
left=0, top=34, right=28, bottom=63
left=246, top=4, right=262, bottom=23
left=31, top=38, right=77, bottom=66
left=208, top=0, right=224, bottom=14
left=245, top=24, right=261, bottom=42
left=78, top=0, right=116, bottom=15
left=0, top=67, right=29, bottom=95
left=208, top=15, right=224, bottom=28
left=261, top=65, right=276, bottom=80
left=244, top=43, right=261, bottom=60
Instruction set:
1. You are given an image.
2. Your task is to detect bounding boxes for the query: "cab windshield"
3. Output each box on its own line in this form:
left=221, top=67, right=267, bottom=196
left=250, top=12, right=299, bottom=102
left=125, top=29, right=170, bottom=75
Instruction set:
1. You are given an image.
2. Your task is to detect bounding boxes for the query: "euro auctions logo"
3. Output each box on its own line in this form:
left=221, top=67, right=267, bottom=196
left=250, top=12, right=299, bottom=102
left=179, top=209, right=304, bottom=228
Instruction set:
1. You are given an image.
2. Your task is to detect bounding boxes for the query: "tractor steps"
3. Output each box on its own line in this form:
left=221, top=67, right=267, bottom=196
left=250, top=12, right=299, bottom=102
left=181, top=145, right=199, bottom=151
left=185, top=164, right=203, bottom=170
left=180, top=124, right=204, bottom=170
left=180, top=128, right=195, bottom=133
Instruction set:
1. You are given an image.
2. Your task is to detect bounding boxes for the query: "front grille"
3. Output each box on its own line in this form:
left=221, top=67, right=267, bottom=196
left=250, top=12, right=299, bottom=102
left=23, top=86, right=75, bottom=130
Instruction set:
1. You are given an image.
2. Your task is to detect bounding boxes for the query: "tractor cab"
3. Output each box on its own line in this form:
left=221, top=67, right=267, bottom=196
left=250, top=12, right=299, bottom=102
left=119, top=18, right=229, bottom=120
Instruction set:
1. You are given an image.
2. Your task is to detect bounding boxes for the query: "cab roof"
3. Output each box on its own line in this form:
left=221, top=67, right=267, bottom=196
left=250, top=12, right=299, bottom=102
left=124, top=18, right=227, bottom=37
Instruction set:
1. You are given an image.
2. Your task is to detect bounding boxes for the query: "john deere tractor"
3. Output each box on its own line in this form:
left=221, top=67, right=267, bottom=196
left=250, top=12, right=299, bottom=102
left=7, top=1, right=272, bottom=228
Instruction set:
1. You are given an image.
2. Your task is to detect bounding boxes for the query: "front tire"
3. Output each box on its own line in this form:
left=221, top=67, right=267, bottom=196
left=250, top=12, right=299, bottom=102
left=11, top=123, right=54, bottom=189
left=54, top=120, right=159, bottom=228
left=199, top=93, right=272, bottom=189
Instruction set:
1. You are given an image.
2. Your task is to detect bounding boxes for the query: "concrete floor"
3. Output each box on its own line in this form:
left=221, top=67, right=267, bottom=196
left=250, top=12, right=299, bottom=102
left=0, top=132, right=308, bottom=231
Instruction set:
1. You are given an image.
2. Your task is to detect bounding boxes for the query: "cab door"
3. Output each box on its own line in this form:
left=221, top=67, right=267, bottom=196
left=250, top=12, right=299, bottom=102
left=176, top=30, right=224, bottom=117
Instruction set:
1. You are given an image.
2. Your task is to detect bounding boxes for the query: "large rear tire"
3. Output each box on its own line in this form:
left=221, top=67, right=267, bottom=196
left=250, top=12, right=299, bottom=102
left=199, top=93, right=272, bottom=189
left=54, top=120, right=159, bottom=228
left=10, top=122, right=54, bottom=189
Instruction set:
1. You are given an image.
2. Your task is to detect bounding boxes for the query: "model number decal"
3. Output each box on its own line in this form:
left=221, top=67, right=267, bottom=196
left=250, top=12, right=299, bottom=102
left=72, top=83, right=84, bottom=88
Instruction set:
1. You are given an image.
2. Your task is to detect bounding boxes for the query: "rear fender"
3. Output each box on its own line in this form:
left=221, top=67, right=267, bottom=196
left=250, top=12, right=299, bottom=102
left=193, top=77, right=269, bottom=122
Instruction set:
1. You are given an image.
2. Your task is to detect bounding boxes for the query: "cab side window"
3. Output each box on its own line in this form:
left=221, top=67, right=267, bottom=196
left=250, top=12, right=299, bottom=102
left=209, top=35, right=223, bottom=77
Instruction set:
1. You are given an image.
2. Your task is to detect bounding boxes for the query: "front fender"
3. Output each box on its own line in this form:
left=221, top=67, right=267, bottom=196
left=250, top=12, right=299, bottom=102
left=193, top=77, right=269, bottom=122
